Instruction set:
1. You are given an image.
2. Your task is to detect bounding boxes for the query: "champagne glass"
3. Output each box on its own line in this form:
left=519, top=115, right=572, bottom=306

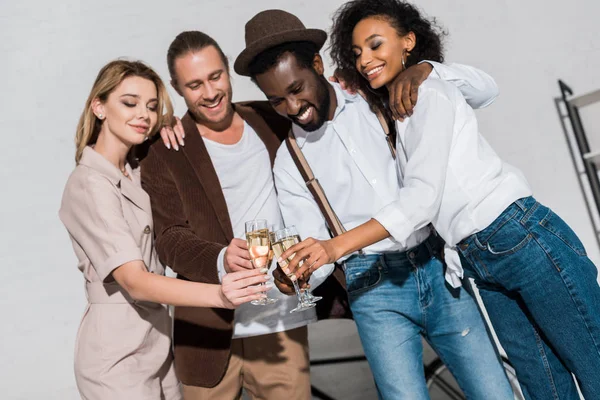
left=271, top=228, right=316, bottom=313
left=284, top=226, right=322, bottom=304
left=245, top=219, right=278, bottom=305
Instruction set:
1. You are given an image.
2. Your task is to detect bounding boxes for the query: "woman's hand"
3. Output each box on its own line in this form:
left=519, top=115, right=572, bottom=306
left=219, top=268, right=272, bottom=308
left=159, top=116, right=185, bottom=151
left=277, top=220, right=390, bottom=282
left=278, top=237, right=341, bottom=281
left=329, top=68, right=358, bottom=94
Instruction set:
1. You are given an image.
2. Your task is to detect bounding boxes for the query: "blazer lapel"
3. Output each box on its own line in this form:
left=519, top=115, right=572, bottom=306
left=180, top=113, right=234, bottom=241
left=235, top=103, right=283, bottom=167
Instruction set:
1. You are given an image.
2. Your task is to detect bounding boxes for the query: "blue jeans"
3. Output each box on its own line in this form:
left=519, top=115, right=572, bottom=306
left=344, top=237, right=513, bottom=399
left=458, top=196, right=600, bottom=400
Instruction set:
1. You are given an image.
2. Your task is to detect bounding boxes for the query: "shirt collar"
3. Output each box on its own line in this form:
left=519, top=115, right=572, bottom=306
left=292, top=81, right=361, bottom=148
left=78, top=146, right=127, bottom=185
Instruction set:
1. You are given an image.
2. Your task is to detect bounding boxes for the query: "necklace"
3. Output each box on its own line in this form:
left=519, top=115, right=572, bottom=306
left=120, top=166, right=130, bottom=178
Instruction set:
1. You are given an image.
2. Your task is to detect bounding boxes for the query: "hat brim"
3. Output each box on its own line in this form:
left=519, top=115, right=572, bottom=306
left=234, top=29, right=327, bottom=76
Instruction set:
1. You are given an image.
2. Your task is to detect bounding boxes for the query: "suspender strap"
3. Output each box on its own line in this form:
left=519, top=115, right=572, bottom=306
left=285, top=130, right=351, bottom=300
left=284, top=103, right=395, bottom=238
left=356, top=89, right=396, bottom=160
left=375, top=108, right=397, bottom=160
left=285, top=132, right=346, bottom=237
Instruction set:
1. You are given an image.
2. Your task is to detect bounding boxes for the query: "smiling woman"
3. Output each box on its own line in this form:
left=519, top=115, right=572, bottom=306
left=321, top=1, right=600, bottom=398
left=59, top=59, right=271, bottom=400
left=74, top=60, right=173, bottom=164
left=329, top=0, right=445, bottom=115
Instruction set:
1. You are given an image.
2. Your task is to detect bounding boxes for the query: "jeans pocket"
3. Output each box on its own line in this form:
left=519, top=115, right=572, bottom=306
left=476, top=218, right=532, bottom=256
left=345, top=260, right=382, bottom=295
left=539, top=209, right=587, bottom=256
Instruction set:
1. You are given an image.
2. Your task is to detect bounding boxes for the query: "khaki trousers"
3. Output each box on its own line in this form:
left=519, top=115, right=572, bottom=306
left=182, top=326, right=310, bottom=400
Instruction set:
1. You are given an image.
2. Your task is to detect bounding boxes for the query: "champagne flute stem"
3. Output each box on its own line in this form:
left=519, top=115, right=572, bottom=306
left=291, top=278, right=306, bottom=304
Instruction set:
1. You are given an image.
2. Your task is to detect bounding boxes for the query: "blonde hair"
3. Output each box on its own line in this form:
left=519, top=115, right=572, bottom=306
left=75, top=60, right=174, bottom=163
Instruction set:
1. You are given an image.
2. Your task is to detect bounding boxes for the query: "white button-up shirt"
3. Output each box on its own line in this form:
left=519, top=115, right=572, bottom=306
left=274, top=62, right=505, bottom=289
left=375, top=77, right=532, bottom=287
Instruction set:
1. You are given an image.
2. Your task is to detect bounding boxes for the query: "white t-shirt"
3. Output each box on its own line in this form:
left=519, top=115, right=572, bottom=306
left=204, top=121, right=317, bottom=338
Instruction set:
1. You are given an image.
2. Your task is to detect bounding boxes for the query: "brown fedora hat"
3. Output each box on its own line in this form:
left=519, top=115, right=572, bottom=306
left=234, top=9, right=327, bottom=76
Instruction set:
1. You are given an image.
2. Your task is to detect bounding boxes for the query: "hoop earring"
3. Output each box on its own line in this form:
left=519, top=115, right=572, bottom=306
left=402, top=50, right=407, bottom=69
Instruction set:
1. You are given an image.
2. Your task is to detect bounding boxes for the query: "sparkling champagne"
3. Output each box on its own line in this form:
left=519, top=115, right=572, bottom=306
left=272, top=236, right=301, bottom=272
left=246, top=228, right=270, bottom=269
left=282, top=235, right=303, bottom=267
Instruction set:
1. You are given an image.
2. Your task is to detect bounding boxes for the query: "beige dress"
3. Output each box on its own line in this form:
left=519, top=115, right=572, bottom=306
left=59, top=147, right=182, bottom=400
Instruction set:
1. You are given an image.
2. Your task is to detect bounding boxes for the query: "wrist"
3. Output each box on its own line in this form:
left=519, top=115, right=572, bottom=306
left=211, top=284, right=229, bottom=309
left=419, top=61, right=434, bottom=76
left=328, top=236, right=346, bottom=261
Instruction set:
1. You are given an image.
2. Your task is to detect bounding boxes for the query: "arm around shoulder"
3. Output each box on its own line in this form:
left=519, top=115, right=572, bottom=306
left=424, top=61, right=499, bottom=109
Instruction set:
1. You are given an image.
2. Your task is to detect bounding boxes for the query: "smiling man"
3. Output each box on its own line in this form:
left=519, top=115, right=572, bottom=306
left=140, top=31, right=315, bottom=400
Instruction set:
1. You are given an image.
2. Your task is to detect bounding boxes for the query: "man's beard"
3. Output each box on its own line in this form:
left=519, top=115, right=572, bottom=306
left=293, top=77, right=331, bottom=132
left=187, top=90, right=234, bottom=129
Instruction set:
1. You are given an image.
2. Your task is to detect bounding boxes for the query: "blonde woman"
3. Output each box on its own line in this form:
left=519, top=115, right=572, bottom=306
left=59, top=60, right=271, bottom=400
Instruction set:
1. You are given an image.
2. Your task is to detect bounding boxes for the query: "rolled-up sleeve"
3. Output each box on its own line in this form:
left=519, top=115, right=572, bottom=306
left=59, top=174, right=142, bottom=282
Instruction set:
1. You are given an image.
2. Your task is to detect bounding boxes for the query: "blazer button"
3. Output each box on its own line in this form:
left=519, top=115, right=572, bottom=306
left=143, top=225, right=151, bottom=234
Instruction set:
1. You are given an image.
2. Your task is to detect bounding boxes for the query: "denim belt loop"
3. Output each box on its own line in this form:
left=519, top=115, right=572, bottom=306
left=378, top=253, right=388, bottom=272
left=521, top=199, right=539, bottom=224
left=514, top=198, right=527, bottom=212
left=424, top=236, right=434, bottom=256
left=406, top=237, right=434, bottom=268
left=407, top=249, right=419, bottom=269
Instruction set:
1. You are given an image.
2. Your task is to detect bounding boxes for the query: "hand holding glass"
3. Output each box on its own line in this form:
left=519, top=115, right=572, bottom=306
left=283, top=226, right=322, bottom=304
left=245, top=219, right=278, bottom=305
left=271, top=227, right=316, bottom=313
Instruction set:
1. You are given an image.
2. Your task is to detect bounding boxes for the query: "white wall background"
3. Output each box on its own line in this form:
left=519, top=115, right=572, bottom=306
left=1, top=0, right=599, bottom=398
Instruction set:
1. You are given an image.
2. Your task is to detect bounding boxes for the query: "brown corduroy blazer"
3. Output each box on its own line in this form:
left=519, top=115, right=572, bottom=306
left=139, top=101, right=291, bottom=387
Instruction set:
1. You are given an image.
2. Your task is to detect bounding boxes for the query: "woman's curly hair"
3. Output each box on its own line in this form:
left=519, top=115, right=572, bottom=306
left=329, top=0, right=447, bottom=114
